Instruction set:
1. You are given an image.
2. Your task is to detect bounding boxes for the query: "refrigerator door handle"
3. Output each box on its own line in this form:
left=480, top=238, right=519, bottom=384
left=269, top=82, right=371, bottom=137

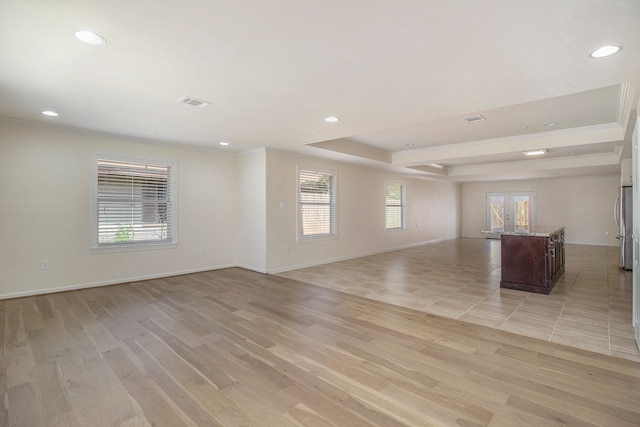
left=614, top=194, right=621, bottom=228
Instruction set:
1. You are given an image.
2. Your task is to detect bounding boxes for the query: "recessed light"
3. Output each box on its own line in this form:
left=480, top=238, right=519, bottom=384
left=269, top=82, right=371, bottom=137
left=42, top=110, right=59, bottom=117
left=544, top=122, right=557, bottom=127
left=74, top=30, right=106, bottom=45
left=324, top=116, right=339, bottom=123
left=405, top=143, right=415, bottom=148
left=523, top=149, right=548, bottom=156
left=589, top=45, right=621, bottom=58
left=219, top=141, right=230, bottom=146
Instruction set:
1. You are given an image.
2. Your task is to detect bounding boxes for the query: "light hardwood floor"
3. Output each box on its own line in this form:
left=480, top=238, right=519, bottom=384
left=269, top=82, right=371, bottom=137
left=279, top=238, right=640, bottom=361
left=2, top=243, right=640, bottom=426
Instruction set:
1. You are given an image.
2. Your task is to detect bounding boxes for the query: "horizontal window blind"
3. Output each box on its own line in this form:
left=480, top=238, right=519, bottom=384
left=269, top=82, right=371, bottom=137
left=97, top=157, right=174, bottom=246
left=299, top=169, right=336, bottom=237
left=385, top=182, right=404, bottom=230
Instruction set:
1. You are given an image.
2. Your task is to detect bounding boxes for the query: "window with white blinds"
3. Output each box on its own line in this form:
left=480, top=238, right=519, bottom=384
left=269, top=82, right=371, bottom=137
left=385, top=181, right=405, bottom=230
left=298, top=169, right=336, bottom=238
left=95, top=156, right=175, bottom=248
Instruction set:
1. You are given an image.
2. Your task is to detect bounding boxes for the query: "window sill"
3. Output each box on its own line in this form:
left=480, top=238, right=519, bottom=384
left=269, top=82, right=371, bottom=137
left=91, top=241, right=178, bottom=254
left=297, top=234, right=337, bottom=243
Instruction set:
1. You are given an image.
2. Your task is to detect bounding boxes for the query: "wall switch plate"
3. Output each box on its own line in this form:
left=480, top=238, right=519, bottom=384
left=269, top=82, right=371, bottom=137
left=40, top=260, right=48, bottom=270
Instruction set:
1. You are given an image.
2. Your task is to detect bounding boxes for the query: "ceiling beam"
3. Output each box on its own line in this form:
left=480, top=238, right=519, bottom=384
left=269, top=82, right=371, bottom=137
left=447, top=151, right=621, bottom=178
left=392, top=123, right=624, bottom=167
left=309, top=139, right=392, bottom=163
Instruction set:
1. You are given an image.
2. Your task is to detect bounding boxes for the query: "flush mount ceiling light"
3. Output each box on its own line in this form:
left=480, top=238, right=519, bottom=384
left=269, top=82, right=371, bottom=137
left=74, top=30, right=106, bottom=45
left=523, top=149, right=548, bottom=156
left=323, top=116, right=339, bottom=123
left=589, top=45, right=621, bottom=58
left=42, top=110, right=59, bottom=117
left=177, top=96, right=212, bottom=108
left=464, top=115, right=486, bottom=123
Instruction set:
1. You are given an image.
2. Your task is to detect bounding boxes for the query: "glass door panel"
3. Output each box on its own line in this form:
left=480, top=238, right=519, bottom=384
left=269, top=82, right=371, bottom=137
left=513, top=194, right=532, bottom=232
left=488, top=194, right=505, bottom=236
left=486, top=192, right=535, bottom=238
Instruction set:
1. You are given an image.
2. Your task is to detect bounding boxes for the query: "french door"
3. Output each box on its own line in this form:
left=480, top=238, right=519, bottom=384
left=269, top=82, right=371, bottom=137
left=486, top=192, right=535, bottom=238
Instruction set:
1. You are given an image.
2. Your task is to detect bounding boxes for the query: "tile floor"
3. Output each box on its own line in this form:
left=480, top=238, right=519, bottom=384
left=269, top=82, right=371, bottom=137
left=277, top=238, right=640, bottom=361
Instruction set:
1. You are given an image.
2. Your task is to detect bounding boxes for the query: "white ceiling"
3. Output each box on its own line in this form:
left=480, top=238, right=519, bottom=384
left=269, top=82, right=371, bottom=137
left=2, top=0, right=640, bottom=181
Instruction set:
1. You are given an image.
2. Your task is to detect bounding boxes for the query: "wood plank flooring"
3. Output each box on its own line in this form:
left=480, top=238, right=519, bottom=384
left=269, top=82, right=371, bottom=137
left=2, top=255, right=640, bottom=425
left=279, top=239, right=640, bottom=361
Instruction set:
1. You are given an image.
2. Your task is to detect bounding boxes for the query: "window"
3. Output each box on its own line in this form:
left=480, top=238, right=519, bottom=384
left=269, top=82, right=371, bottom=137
left=385, top=181, right=405, bottom=230
left=94, top=155, right=175, bottom=249
left=298, top=169, right=336, bottom=238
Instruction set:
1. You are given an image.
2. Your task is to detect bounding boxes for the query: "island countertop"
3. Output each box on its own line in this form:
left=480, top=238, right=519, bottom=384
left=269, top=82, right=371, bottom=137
left=482, top=226, right=565, bottom=237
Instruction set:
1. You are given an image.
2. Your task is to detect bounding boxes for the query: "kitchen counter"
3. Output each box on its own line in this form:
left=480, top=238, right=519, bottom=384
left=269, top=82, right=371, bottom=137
left=482, top=226, right=565, bottom=237
left=489, top=226, right=565, bottom=294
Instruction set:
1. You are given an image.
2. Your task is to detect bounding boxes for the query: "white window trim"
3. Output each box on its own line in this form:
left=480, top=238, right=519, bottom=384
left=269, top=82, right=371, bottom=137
left=384, top=179, right=406, bottom=231
left=296, top=166, right=337, bottom=242
left=91, top=152, right=178, bottom=253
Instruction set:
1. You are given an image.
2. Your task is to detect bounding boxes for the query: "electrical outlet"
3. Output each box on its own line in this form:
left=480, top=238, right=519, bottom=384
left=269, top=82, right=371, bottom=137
left=40, top=260, right=48, bottom=270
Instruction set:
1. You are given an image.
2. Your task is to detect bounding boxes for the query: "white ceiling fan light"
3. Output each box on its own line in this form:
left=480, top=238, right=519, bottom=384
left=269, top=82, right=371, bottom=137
left=74, top=30, right=106, bottom=45
left=589, top=45, right=621, bottom=58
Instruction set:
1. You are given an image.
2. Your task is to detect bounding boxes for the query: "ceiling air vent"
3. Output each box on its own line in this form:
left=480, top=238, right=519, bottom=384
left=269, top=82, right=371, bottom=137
left=177, top=96, right=212, bottom=108
left=464, top=115, right=486, bottom=123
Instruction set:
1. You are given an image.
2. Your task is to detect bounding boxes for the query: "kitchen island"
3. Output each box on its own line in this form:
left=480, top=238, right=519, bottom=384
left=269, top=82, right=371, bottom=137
left=487, top=226, right=565, bottom=294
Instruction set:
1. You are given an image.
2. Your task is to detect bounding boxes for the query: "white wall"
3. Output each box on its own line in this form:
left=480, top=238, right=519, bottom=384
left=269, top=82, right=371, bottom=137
left=236, top=148, right=267, bottom=272
left=461, top=175, right=620, bottom=246
left=0, top=118, right=238, bottom=298
left=265, top=149, right=462, bottom=273
left=5, top=117, right=619, bottom=298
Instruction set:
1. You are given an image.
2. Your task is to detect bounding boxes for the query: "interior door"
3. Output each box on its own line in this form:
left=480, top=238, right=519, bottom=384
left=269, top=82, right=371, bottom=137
left=486, top=192, right=535, bottom=238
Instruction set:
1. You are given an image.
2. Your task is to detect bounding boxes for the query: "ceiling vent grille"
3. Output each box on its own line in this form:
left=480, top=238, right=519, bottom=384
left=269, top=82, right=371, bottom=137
left=177, top=96, right=212, bottom=108
left=464, top=115, right=486, bottom=123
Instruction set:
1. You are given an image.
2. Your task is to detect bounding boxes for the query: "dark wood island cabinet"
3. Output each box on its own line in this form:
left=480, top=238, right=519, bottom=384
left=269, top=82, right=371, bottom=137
left=497, top=226, right=565, bottom=294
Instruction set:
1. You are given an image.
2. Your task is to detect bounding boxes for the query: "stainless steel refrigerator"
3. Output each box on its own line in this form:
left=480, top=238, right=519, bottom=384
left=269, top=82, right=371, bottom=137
left=616, top=186, right=633, bottom=270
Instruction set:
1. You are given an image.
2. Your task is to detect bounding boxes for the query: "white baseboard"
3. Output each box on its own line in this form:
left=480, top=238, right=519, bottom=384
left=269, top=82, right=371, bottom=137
left=236, top=263, right=268, bottom=274
left=0, top=263, right=236, bottom=300
left=565, top=241, right=617, bottom=247
left=0, top=237, right=459, bottom=299
left=266, top=237, right=451, bottom=274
